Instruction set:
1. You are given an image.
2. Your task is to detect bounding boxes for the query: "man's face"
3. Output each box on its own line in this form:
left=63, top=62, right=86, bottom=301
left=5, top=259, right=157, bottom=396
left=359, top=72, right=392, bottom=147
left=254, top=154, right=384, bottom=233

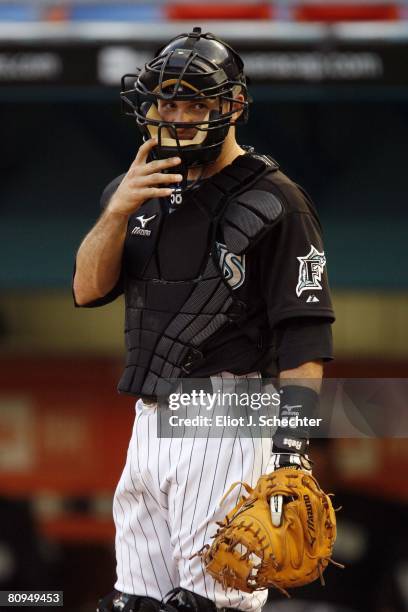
left=156, top=98, right=218, bottom=140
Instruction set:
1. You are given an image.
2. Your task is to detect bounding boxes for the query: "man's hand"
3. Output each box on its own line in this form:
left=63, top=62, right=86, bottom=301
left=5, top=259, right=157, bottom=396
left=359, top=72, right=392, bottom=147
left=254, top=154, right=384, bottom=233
left=196, top=465, right=340, bottom=595
left=107, top=138, right=183, bottom=217
left=267, top=361, right=322, bottom=528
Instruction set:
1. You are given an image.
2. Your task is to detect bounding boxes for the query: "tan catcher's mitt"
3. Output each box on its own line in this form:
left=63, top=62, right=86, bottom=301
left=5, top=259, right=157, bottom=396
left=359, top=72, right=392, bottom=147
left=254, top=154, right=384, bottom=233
left=195, top=468, right=343, bottom=596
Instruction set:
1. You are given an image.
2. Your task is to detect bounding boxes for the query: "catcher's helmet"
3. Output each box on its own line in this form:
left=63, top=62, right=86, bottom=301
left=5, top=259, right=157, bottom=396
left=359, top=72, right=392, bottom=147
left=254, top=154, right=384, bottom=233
left=120, top=27, right=249, bottom=169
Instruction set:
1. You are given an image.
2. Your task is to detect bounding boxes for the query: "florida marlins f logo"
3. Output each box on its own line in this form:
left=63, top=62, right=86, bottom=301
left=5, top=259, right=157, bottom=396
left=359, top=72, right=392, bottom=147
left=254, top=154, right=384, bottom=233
left=296, top=245, right=326, bottom=297
left=216, top=243, right=246, bottom=290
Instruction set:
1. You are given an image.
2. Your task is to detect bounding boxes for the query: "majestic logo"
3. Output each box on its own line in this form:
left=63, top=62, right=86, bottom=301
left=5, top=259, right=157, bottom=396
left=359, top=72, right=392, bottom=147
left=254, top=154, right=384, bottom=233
left=296, top=245, right=326, bottom=297
left=216, top=243, right=246, bottom=290
left=306, top=294, right=320, bottom=303
left=131, top=214, right=157, bottom=237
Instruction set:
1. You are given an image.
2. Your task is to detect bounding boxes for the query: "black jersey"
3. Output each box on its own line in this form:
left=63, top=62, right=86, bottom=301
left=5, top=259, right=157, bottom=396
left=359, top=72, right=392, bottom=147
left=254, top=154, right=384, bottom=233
left=74, top=153, right=335, bottom=380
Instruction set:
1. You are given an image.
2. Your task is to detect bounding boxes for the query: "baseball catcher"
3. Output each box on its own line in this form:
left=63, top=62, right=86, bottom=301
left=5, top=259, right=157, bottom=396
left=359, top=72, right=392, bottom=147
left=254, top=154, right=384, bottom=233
left=73, top=26, right=339, bottom=612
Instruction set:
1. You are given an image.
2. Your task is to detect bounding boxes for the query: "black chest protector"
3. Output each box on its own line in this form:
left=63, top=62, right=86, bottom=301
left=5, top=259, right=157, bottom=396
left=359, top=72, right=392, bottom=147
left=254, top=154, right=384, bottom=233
left=118, top=154, right=283, bottom=397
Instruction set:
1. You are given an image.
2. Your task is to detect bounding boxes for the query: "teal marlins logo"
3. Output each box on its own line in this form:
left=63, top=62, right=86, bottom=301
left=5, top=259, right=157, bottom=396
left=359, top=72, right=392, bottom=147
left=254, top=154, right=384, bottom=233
left=216, top=243, right=246, bottom=290
left=296, top=245, right=326, bottom=297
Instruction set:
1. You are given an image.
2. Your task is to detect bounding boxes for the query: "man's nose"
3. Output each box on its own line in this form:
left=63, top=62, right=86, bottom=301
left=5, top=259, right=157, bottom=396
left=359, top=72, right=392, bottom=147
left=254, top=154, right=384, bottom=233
left=173, top=108, right=190, bottom=123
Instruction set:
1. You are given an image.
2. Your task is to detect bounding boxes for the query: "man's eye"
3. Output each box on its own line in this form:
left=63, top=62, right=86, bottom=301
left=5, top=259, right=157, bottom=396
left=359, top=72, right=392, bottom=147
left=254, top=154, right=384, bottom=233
left=159, top=101, right=175, bottom=110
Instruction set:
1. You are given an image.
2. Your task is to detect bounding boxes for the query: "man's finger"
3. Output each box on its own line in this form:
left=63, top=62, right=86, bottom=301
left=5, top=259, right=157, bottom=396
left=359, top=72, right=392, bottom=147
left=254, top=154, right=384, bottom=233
left=139, top=172, right=183, bottom=186
left=144, top=157, right=182, bottom=174
left=133, top=138, right=158, bottom=165
left=144, top=187, right=174, bottom=199
left=270, top=494, right=283, bottom=527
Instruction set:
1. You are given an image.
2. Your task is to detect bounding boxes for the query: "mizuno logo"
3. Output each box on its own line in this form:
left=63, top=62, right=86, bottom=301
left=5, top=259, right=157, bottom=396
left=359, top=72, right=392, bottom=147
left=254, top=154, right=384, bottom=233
left=304, top=494, right=316, bottom=546
left=136, top=214, right=156, bottom=228
left=131, top=214, right=157, bottom=237
left=280, top=404, right=301, bottom=418
left=304, top=495, right=314, bottom=527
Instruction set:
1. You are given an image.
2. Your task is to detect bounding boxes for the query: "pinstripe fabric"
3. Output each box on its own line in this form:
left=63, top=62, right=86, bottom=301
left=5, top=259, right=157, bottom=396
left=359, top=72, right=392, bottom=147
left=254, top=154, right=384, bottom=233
left=113, top=372, right=272, bottom=611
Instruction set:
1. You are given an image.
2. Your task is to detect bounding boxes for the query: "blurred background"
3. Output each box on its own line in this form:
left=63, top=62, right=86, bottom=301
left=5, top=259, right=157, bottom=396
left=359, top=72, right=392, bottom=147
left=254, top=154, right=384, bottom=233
left=1, top=1, right=408, bottom=610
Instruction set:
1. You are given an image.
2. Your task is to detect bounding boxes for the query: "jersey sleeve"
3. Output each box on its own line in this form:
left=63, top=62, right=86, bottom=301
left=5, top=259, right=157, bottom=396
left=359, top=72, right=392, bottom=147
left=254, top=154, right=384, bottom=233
left=257, top=209, right=335, bottom=328
left=274, top=317, right=334, bottom=371
left=72, top=262, right=124, bottom=308
left=72, top=174, right=126, bottom=308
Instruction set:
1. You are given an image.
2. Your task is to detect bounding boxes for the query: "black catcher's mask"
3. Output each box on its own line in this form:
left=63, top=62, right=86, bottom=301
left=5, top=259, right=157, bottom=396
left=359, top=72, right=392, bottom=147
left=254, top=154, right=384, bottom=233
left=120, top=27, right=249, bottom=175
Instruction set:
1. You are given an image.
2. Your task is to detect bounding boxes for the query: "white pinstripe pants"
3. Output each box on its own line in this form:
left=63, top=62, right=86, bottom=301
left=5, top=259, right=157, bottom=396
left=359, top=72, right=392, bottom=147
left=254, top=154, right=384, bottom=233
left=113, top=385, right=273, bottom=611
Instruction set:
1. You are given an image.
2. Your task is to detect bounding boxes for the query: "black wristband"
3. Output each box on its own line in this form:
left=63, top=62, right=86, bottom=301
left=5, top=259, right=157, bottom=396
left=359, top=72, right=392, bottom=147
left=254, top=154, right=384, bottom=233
left=273, top=385, right=319, bottom=454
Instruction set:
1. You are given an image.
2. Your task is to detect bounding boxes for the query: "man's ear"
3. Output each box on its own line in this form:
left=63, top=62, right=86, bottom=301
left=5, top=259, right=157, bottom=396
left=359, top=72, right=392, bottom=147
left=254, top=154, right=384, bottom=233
left=230, top=93, right=245, bottom=124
